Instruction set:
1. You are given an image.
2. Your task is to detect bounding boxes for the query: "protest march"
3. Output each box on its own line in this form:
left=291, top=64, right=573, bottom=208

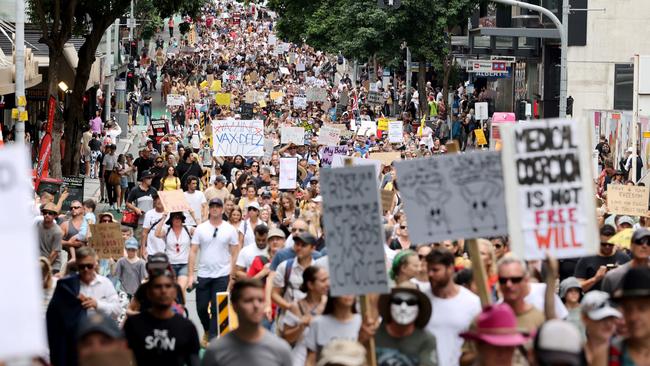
left=5, top=1, right=650, bottom=366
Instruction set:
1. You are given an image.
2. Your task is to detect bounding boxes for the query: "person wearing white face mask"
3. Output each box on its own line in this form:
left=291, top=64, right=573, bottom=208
left=375, top=283, right=438, bottom=366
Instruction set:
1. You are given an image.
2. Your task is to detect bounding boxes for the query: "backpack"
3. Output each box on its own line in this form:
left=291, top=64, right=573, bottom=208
left=281, top=258, right=295, bottom=298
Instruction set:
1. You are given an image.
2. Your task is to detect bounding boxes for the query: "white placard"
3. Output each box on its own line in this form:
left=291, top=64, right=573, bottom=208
left=267, top=34, right=277, bottom=45
left=306, top=87, right=328, bottom=103
left=279, top=67, right=290, bottom=75
left=358, top=119, right=377, bottom=136
left=321, top=164, right=389, bottom=296
left=296, top=63, right=306, bottom=72
left=319, top=146, right=348, bottom=167
left=166, top=94, right=185, bottom=107
left=388, top=121, right=403, bottom=143
left=293, top=96, right=307, bottom=109
left=475, top=102, right=489, bottom=120
left=0, top=146, right=47, bottom=359
left=501, top=119, right=598, bottom=260
left=212, top=119, right=264, bottom=156
left=264, top=139, right=275, bottom=162
left=281, top=126, right=305, bottom=145
left=279, top=157, right=298, bottom=189
left=318, top=125, right=340, bottom=146
left=395, top=151, right=508, bottom=244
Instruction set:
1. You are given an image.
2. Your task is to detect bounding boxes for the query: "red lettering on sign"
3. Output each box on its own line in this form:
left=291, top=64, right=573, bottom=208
left=535, top=226, right=582, bottom=250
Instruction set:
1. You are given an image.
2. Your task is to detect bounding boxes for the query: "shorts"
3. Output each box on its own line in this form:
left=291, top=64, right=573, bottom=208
left=120, top=176, right=128, bottom=188
left=171, top=263, right=188, bottom=277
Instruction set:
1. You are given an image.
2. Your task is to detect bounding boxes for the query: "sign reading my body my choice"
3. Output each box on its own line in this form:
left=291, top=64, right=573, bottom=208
left=501, top=119, right=598, bottom=260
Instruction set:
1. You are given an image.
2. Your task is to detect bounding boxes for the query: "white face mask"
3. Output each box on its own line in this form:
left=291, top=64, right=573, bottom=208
left=389, top=293, right=419, bottom=325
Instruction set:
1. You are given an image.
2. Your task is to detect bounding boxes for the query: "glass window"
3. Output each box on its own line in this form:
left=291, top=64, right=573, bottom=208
left=614, top=64, right=633, bottom=110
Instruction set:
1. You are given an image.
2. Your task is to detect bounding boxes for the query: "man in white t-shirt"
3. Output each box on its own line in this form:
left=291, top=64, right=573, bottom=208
left=184, top=176, right=207, bottom=226
left=242, top=201, right=264, bottom=247
left=235, top=225, right=271, bottom=279
left=420, top=248, right=481, bottom=366
left=188, top=197, right=239, bottom=341
left=141, top=193, right=166, bottom=258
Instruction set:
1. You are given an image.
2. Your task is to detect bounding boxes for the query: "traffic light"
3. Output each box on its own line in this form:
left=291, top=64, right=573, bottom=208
left=566, top=96, right=574, bottom=116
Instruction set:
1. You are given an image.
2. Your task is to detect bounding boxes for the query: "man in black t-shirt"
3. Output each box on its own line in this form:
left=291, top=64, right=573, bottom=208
left=133, top=148, right=154, bottom=181
left=574, top=224, right=631, bottom=292
left=124, top=270, right=200, bottom=366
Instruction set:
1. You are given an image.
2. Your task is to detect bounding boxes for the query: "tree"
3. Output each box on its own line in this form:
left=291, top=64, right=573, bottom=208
left=29, top=0, right=207, bottom=177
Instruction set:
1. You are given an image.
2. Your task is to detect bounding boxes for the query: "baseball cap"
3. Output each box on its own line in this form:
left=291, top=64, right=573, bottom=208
left=618, top=215, right=635, bottom=227
left=247, top=201, right=261, bottom=210
left=146, top=253, right=170, bottom=273
left=214, top=175, right=227, bottom=184
left=535, top=319, right=584, bottom=366
left=125, top=237, right=139, bottom=250
left=261, top=190, right=272, bottom=198
left=209, top=197, right=224, bottom=207
left=293, top=232, right=317, bottom=246
left=581, top=291, right=622, bottom=320
left=77, top=313, right=123, bottom=340
left=632, top=228, right=650, bottom=243
left=268, top=228, right=286, bottom=240
left=140, top=170, right=155, bottom=180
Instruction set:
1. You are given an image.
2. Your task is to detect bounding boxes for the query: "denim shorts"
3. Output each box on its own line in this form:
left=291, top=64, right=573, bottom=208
left=171, top=263, right=188, bottom=277
left=120, top=176, right=128, bottom=188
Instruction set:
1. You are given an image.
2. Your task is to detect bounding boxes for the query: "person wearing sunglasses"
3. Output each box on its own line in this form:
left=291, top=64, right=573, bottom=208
left=375, top=282, right=437, bottom=365
left=575, top=224, right=630, bottom=293
left=60, top=200, right=87, bottom=262
left=76, top=247, right=121, bottom=319
left=602, top=228, right=650, bottom=296
left=38, top=202, right=63, bottom=274
left=497, top=256, right=545, bottom=336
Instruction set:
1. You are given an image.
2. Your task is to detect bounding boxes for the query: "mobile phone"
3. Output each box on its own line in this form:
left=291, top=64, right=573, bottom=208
left=606, top=264, right=618, bottom=271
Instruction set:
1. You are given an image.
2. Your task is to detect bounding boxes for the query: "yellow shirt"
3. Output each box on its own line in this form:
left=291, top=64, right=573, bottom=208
left=161, top=177, right=180, bottom=191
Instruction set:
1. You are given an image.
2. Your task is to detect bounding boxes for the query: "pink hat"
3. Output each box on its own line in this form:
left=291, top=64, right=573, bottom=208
left=460, top=304, right=531, bottom=347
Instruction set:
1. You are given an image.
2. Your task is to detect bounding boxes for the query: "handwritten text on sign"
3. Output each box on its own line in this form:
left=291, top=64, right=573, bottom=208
left=158, top=190, right=191, bottom=213
left=319, top=146, right=348, bottom=167
left=503, top=119, right=598, bottom=260
left=607, top=185, right=650, bottom=217
left=320, top=165, right=389, bottom=296
left=90, top=223, right=124, bottom=259
left=212, top=119, right=264, bottom=156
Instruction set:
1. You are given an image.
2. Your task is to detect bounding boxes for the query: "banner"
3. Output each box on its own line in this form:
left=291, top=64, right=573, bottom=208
left=607, top=185, right=650, bottom=217
left=395, top=151, right=508, bottom=244
left=319, top=146, right=348, bottom=167
left=212, top=119, right=264, bottom=156
left=280, top=126, right=305, bottom=145
left=46, top=96, right=56, bottom=134
left=89, top=223, right=125, bottom=259
left=388, top=121, right=403, bottom=143
left=166, top=94, right=185, bottom=107
left=321, top=164, right=389, bottom=296
left=158, top=189, right=191, bottom=213
left=317, top=125, right=340, bottom=146
left=279, top=157, right=298, bottom=189
left=501, top=119, right=598, bottom=260
left=34, top=133, right=52, bottom=190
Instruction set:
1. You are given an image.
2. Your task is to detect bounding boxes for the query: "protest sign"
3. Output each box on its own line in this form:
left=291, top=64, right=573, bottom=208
left=150, top=119, right=168, bottom=145
left=263, top=139, right=275, bottom=162
left=270, top=91, right=284, bottom=101
left=166, top=94, right=185, bottom=106
left=215, top=93, right=231, bottom=106
left=501, top=119, right=598, bottom=260
left=281, top=126, right=305, bottom=145
left=388, top=121, right=403, bottom=143
left=89, top=223, right=124, bottom=259
left=607, top=185, right=650, bottom=217
left=267, top=34, right=277, bottom=45
left=279, top=157, right=298, bottom=189
left=158, top=189, right=192, bottom=213
left=244, top=91, right=258, bottom=104
left=241, top=103, right=254, bottom=119
left=367, top=91, right=383, bottom=105
left=320, top=146, right=348, bottom=167
left=381, top=190, right=394, bottom=212
left=306, top=87, right=328, bottom=102
left=61, top=176, right=85, bottom=212
left=369, top=152, right=401, bottom=166
left=296, top=63, right=306, bottom=72
left=211, top=80, right=222, bottom=92
left=331, top=155, right=382, bottom=177
left=358, top=119, right=377, bottom=136
left=212, top=119, right=264, bottom=156
left=318, top=125, right=340, bottom=146
left=377, top=118, right=389, bottom=131
left=396, top=152, right=507, bottom=244
left=475, top=102, right=489, bottom=120
left=321, top=164, right=389, bottom=296
left=475, top=129, right=488, bottom=146
left=293, top=96, right=307, bottom=109
left=279, top=66, right=290, bottom=75
left=0, top=146, right=47, bottom=359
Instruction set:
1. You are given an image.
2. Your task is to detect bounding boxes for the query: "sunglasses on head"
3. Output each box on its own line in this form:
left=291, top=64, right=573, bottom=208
left=498, top=276, right=524, bottom=285
left=78, top=263, right=95, bottom=271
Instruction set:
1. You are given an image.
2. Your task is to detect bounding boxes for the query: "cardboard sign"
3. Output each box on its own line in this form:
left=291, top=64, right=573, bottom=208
left=319, top=146, right=348, bottom=167
left=212, top=119, right=264, bottom=156
left=293, top=96, right=307, bottom=109
left=89, top=222, right=124, bottom=259
left=215, top=93, right=231, bottom=106
left=158, top=189, right=192, bottom=213
left=377, top=118, right=389, bottom=131
left=388, top=121, right=403, bottom=143
left=321, top=164, right=389, bottom=296
left=281, top=126, right=305, bottom=145
left=501, top=119, right=598, bottom=260
left=0, top=146, right=47, bottom=359
left=446, top=140, right=460, bottom=153
left=395, top=151, right=508, bottom=244
left=306, top=87, right=328, bottom=103
left=369, top=152, right=401, bottom=166
left=166, top=94, right=185, bottom=107
left=318, top=125, right=340, bottom=146
left=270, top=91, right=284, bottom=101
left=279, top=157, right=298, bottom=189
left=475, top=102, right=489, bottom=120
left=381, top=190, right=394, bottom=212
left=607, top=185, right=650, bottom=217
left=475, top=129, right=488, bottom=146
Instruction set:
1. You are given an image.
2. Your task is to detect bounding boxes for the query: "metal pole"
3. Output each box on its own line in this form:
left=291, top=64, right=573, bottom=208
left=405, top=46, right=411, bottom=107
left=129, top=0, right=135, bottom=40
left=105, top=24, right=112, bottom=124
left=490, top=0, right=567, bottom=118
left=632, top=54, right=640, bottom=182
left=14, top=0, right=25, bottom=144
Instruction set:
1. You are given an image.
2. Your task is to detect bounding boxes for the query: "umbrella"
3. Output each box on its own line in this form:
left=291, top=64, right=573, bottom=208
left=608, top=228, right=634, bottom=249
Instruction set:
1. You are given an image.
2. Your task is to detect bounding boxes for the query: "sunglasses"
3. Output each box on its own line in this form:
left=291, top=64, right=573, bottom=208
left=633, top=237, right=650, bottom=246
left=100, top=219, right=112, bottom=223
left=498, top=276, right=524, bottom=285
left=213, top=228, right=219, bottom=238
left=71, top=206, right=82, bottom=210
left=390, top=298, right=418, bottom=306
left=600, top=242, right=615, bottom=247
left=78, top=263, right=95, bottom=271
left=41, top=210, right=57, bottom=216
left=494, top=244, right=504, bottom=249
left=252, top=164, right=259, bottom=167
left=175, top=243, right=180, bottom=253
left=400, top=225, right=407, bottom=230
